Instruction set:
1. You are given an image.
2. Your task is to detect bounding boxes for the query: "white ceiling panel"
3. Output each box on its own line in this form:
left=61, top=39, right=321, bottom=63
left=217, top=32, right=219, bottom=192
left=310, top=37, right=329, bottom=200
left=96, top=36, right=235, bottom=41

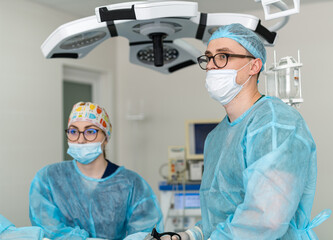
left=27, top=0, right=324, bottom=18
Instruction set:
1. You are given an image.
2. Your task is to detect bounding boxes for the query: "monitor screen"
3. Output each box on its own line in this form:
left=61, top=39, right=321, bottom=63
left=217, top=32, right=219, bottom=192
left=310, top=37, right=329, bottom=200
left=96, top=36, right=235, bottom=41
left=186, top=120, right=219, bottom=159
left=194, top=123, right=218, bottom=154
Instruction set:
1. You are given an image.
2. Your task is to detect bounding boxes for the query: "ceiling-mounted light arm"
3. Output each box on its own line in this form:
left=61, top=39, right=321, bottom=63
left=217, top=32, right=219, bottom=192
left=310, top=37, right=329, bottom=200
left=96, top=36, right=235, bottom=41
left=266, top=1, right=289, bottom=32
left=149, top=33, right=166, bottom=66
left=254, top=0, right=291, bottom=32
left=95, top=1, right=198, bottom=22
left=95, top=1, right=198, bottom=67
left=139, top=21, right=176, bottom=67
left=254, top=20, right=277, bottom=44
left=258, top=0, right=299, bottom=21
left=198, top=13, right=278, bottom=46
left=98, top=6, right=137, bottom=22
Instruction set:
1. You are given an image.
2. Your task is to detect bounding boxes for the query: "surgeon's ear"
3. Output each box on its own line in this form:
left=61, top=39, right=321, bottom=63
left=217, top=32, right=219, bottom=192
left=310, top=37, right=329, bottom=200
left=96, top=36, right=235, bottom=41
left=102, top=140, right=108, bottom=158
left=249, top=58, right=262, bottom=76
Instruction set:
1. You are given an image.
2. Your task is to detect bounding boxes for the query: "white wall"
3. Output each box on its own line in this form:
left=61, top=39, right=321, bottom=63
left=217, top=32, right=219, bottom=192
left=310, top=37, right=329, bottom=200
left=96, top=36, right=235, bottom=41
left=114, top=1, right=333, bottom=239
left=0, top=0, right=116, bottom=227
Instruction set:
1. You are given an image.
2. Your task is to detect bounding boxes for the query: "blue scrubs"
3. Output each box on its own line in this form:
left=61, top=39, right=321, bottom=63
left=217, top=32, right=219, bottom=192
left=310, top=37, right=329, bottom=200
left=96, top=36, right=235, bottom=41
left=189, top=96, right=330, bottom=239
left=29, top=160, right=163, bottom=240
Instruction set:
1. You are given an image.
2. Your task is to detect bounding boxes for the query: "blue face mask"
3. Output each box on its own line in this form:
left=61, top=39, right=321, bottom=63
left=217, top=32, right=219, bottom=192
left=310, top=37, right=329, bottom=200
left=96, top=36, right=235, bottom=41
left=67, top=141, right=103, bottom=164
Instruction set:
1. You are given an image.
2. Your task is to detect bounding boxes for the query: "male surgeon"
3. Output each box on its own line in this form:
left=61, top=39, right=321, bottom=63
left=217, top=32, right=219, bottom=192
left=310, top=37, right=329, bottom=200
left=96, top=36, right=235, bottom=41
left=163, top=23, right=331, bottom=240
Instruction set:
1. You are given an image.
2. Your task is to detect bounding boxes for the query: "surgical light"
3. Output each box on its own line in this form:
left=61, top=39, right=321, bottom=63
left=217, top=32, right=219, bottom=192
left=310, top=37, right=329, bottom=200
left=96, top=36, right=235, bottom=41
left=41, top=0, right=298, bottom=74
left=137, top=45, right=179, bottom=65
left=60, top=31, right=107, bottom=50
left=265, top=51, right=303, bottom=107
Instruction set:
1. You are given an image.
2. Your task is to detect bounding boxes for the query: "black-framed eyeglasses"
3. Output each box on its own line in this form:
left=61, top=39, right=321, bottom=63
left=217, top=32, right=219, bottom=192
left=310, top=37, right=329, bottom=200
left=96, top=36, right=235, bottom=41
left=145, top=228, right=181, bottom=240
left=197, top=53, right=255, bottom=70
left=65, top=127, right=100, bottom=142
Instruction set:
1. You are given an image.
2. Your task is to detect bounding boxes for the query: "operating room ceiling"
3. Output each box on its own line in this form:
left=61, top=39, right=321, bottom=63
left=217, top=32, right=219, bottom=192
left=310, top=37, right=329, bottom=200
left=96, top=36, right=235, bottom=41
left=28, top=0, right=324, bottom=18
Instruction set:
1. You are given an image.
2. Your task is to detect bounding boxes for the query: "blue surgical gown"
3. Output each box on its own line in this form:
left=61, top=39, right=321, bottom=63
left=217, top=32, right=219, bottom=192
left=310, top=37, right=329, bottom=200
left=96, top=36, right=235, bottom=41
left=29, top=160, right=163, bottom=240
left=188, top=96, right=330, bottom=240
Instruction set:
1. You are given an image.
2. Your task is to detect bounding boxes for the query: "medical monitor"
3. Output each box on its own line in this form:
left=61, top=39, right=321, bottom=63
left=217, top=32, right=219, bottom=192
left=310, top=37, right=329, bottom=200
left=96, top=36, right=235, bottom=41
left=185, top=120, right=220, bottom=160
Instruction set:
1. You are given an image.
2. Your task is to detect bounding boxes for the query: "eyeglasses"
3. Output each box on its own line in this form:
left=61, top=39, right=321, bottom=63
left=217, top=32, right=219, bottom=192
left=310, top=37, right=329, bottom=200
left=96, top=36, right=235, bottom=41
left=145, top=228, right=181, bottom=240
left=65, top=127, right=100, bottom=142
left=197, top=53, right=255, bottom=70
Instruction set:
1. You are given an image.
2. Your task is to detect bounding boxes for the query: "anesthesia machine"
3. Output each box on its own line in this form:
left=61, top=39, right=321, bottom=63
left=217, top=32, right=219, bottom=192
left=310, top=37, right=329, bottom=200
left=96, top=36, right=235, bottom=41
left=158, top=120, right=219, bottom=231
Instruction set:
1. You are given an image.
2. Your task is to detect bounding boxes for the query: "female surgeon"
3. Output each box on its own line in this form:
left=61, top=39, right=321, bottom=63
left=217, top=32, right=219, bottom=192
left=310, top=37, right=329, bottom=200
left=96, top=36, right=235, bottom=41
left=29, top=102, right=163, bottom=240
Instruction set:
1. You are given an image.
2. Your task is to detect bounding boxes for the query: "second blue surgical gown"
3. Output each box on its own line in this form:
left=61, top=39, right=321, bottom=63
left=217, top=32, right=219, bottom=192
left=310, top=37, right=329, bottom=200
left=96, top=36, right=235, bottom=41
left=190, top=96, right=330, bottom=240
left=29, top=160, right=163, bottom=240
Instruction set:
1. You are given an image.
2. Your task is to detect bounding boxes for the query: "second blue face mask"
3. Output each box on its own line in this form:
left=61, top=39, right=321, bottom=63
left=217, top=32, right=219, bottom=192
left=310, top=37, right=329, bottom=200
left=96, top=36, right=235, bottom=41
left=67, top=142, right=103, bottom=164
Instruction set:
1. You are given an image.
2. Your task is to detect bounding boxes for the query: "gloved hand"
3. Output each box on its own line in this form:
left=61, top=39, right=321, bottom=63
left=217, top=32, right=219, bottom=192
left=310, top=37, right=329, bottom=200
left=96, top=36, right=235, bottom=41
left=146, top=232, right=190, bottom=240
left=143, top=229, right=190, bottom=240
left=86, top=238, right=108, bottom=240
left=165, top=232, right=190, bottom=240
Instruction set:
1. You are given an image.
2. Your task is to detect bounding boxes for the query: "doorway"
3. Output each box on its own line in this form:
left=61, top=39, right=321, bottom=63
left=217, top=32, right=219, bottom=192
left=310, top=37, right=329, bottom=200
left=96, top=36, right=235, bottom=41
left=62, top=66, right=101, bottom=160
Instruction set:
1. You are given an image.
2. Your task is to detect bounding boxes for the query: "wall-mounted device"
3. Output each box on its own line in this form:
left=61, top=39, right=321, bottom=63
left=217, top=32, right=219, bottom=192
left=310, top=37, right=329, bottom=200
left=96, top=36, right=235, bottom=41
left=168, top=146, right=187, bottom=182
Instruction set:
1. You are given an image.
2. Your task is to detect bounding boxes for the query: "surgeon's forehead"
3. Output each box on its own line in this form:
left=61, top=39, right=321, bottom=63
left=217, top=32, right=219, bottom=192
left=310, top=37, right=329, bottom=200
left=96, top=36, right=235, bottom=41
left=205, top=38, right=247, bottom=55
left=69, top=121, right=99, bottom=130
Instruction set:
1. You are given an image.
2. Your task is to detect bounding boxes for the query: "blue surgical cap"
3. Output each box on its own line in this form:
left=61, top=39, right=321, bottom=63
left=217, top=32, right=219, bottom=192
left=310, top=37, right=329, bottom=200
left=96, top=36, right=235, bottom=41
left=208, top=23, right=266, bottom=71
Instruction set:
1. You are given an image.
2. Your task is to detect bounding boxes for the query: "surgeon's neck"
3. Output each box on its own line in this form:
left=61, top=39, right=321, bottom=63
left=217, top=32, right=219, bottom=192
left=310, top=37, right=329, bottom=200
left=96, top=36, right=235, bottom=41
left=224, top=86, right=262, bottom=123
left=77, top=154, right=108, bottom=179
